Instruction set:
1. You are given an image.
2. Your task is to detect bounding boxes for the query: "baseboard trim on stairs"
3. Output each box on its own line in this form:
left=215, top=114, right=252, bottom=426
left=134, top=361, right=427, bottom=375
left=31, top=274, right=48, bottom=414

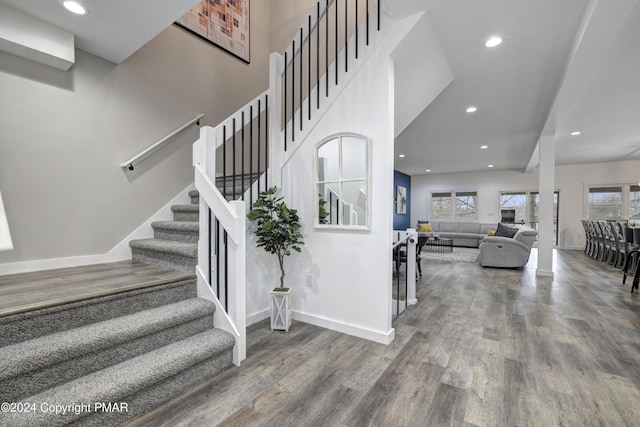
left=0, top=185, right=195, bottom=276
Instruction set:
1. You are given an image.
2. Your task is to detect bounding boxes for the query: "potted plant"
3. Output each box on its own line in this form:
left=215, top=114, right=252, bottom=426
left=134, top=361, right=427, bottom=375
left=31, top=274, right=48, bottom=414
left=247, top=186, right=304, bottom=331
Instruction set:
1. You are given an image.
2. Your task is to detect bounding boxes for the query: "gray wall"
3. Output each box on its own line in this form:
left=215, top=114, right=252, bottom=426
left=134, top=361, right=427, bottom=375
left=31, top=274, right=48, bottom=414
left=0, top=1, right=271, bottom=265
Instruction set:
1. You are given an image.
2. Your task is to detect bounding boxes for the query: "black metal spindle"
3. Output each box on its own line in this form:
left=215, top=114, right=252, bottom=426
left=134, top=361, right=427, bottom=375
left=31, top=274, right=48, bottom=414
left=378, top=0, right=380, bottom=31
left=215, top=218, right=220, bottom=297
left=356, top=0, right=359, bottom=58
left=345, top=0, right=348, bottom=73
left=308, top=15, right=312, bottom=121
left=241, top=111, right=245, bottom=201
left=232, top=118, right=236, bottom=201
left=292, top=40, right=295, bottom=142
left=300, top=27, right=303, bottom=131
left=224, top=230, right=228, bottom=311
left=257, top=100, right=261, bottom=194
left=317, top=2, right=320, bottom=109
left=222, top=126, right=227, bottom=199
left=326, top=0, right=329, bottom=98
left=249, top=105, right=253, bottom=204
left=265, top=94, right=269, bottom=186
left=284, top=51, right=288, bottom=147
left=366, top=0, right=370, bottom=45
left=335, top=0, right=338, bottom=85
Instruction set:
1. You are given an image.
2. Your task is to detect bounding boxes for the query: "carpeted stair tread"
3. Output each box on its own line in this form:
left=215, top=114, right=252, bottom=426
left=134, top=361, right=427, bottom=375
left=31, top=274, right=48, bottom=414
left=129, top=239, right=197, bottom=257
left=151, top=221, right=199, bottom=232
left=188, top=190, right=199, bottom=198
left=0, top=279, right=196, bottom=347
left=0, top=329, right=235, bottom=427
left=0, top=298, right=215, bottom=380
left=171, top=204, right=199, bottom=213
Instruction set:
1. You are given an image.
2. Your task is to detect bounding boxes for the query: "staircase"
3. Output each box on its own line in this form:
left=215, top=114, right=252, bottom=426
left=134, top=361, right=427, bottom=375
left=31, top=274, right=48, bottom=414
left=0, top=277, right=235, bottom=427
left=129, top=190, right=200, bottom=273
left=128, top=179, right=247, bottom=274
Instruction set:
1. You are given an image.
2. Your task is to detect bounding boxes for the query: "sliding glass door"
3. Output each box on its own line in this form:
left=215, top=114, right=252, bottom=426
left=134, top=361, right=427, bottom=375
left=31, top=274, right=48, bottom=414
left=500, top=191, right=559, bottom=245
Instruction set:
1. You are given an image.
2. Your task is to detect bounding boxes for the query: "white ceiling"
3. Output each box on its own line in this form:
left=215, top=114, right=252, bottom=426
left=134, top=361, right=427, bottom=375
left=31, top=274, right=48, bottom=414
left=2, top=0, right=638, bottom=176
left=390, top=0, right=640, bottom=176
left=0, top=0, right=200, bottom=63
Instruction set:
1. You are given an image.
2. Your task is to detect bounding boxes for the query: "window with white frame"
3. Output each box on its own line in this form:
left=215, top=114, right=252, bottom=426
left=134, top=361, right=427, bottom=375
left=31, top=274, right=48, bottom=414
left=629, top=185, right=640, bottom=220
left=430, top=191, right=477, bottom=219
left=587, top=186, right=622, bottom=219
left=455, top=191, right=478, bottom=219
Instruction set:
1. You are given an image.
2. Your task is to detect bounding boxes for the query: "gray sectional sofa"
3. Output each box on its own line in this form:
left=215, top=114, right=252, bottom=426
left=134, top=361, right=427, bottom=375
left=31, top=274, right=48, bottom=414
left=478, top=228, right=538, bottom=268
left=417, top=221, right=497, bottom=248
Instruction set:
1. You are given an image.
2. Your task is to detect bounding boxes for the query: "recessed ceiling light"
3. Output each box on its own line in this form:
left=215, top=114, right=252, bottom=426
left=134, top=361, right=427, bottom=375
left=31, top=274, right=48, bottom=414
left=62, top=1, right=88, bottom=15
left=570, top=131, right=581, bottom=136
left=480, top=145, right=488, bottom=149
left=485, top=36, right=502, bottom=48
left=488, top=164, right=494, bottom=168
left=425, top=169, right=431, bottom=173
left=466, top=106, right=478, bottom=113
left=398, top=154, right=405, bottom=158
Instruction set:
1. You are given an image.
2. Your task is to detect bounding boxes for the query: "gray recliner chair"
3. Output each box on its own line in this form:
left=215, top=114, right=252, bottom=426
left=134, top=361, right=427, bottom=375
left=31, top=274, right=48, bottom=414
left=478, top=228, right=538, bottom=268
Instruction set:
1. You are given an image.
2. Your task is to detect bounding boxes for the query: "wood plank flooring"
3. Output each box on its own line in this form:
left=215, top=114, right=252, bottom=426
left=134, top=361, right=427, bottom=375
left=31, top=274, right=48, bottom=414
left=0, top=261, right=193, bottom=317
left=125, top=250, right=640, bottom=425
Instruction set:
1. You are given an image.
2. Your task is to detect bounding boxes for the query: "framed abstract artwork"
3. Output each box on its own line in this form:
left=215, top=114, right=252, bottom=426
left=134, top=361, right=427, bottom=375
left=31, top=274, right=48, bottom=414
left=175, top=0, right=250, bottom=63
left=396, top=185, right=407, bottom=214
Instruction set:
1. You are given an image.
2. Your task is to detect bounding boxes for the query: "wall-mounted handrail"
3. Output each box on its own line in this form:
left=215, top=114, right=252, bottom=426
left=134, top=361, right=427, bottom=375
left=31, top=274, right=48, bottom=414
left=121, top=113, right=204, bottom=171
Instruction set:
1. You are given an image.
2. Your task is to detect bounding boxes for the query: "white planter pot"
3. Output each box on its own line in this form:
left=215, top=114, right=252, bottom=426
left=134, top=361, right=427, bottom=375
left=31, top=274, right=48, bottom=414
left=270, top=288, right=292, bottom=331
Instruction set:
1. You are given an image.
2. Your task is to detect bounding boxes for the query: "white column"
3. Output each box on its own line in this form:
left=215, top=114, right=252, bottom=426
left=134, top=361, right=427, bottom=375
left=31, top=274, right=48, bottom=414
left=537, top=136, right=555, bottom=277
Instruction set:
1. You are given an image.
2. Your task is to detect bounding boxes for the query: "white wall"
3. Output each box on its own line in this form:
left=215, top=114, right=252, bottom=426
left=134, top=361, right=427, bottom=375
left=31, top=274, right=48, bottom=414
left=0, top=2, right=271, bottom=267
left=246, top=12, right=417, bottom=344
left=411, top=159, right=640, bottom=249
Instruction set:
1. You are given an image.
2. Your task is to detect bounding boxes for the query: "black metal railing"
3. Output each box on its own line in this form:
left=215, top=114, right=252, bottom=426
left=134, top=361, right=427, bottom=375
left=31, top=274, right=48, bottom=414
left=283, top=0, right=380, bottom=150
left=207, top=93, right=270, bottom=310
left=392, top=232, right=413, bottom=319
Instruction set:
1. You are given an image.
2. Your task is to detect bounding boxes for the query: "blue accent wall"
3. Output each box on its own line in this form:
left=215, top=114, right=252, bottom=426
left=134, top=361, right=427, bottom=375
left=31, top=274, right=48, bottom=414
left=393, top=170, right=411, bottom=230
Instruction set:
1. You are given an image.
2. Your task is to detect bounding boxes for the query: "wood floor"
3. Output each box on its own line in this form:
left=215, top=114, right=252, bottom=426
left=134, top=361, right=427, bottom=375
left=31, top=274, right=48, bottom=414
left=0, top=261, right=193, bottom=317
left=125, top=249, right=640, bottom=426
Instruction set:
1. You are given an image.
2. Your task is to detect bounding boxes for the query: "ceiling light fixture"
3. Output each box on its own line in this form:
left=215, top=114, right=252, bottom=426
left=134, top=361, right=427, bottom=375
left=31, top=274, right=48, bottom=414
left=488, top=164, right=494, bottom=168
left=398, top=154, right=405, bottom=158
left=425, top=169, right=431, bottom=173
left=570, top=131, right=581, bottom=136
left=466, top=106, right=478, bottom=113
left=62, top=1, right=88, bottom=15
left=480, top=145, right=488, bottom=149
left=485, top=36, right=502, bottom=48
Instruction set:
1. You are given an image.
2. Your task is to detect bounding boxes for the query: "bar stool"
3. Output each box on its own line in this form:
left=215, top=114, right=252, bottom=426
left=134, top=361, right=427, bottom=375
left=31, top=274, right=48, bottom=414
left=622, top=228, right=640, bottom=290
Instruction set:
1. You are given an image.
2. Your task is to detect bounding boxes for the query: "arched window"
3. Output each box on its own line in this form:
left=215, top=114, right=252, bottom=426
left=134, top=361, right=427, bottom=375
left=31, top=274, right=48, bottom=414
left=315, top=133, right=370, bottom=229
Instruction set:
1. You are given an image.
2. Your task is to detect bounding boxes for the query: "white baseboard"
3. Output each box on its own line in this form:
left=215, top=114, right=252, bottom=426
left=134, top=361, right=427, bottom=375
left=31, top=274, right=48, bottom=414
left=247, top=308, right=270, bottom=326
left=292, top=310, right=395, bottom=345
left=0, top=184, right=194, bottom=275
left=536, top=269, right=554, bottom=278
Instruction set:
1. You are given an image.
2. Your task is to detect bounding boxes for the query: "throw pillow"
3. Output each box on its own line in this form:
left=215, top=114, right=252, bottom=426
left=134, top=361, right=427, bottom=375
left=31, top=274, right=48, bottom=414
left=487, top=230, right=496, bottom=236
left=418, top=223, right=433, bottom=232
left=495, top=223, right=518, bottom=238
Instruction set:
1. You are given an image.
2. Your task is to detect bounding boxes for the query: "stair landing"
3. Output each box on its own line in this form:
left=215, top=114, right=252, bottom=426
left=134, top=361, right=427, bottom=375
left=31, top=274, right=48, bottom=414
left=0, top=261, right=194, bottom=317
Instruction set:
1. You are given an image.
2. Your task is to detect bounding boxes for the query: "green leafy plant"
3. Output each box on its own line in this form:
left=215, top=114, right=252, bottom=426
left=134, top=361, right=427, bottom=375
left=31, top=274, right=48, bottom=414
left=247, top=186, right=304, bottom=291
left=318, top=194, right=329, bottom=224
